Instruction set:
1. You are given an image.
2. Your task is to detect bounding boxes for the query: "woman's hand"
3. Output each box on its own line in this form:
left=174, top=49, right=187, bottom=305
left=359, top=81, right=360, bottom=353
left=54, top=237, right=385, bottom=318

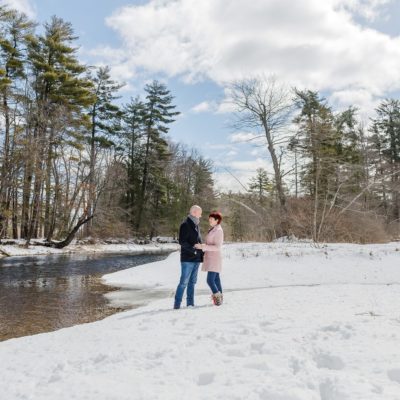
left=194, top=243, right=203, bottom=250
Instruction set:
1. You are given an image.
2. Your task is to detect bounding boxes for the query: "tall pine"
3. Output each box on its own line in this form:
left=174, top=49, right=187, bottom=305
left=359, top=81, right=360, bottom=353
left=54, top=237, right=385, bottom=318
left=136, top=80, right=179, bottom=233
left=121, top=96, right=145, bottom=227
left=85, top=66, right=123, bottom=235
left=25, top=16, right=93, bottom=241
left=0, top=6, right=34, bottom=238
left=370, top=99, right=400, bottom=221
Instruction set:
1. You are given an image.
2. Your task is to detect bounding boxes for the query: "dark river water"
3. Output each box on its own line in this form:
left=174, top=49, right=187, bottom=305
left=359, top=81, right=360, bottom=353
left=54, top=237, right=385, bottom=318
left=0, top=252, right=172, bottom=341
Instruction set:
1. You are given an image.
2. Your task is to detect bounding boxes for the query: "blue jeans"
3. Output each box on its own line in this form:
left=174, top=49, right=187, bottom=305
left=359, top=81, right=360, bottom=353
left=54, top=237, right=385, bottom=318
left=207, top=272, right=222, bottom=294
left=174, top=262, right=200, bottom=307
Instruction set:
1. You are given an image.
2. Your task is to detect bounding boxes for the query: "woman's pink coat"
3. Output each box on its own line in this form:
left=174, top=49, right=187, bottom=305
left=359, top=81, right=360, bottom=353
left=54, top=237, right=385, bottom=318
left=201, top=224, right=224, bottom=272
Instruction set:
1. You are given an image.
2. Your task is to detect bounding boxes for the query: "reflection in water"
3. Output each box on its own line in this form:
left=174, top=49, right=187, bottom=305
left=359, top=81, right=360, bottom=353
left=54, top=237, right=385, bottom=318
left=0, top=252, right=172, bottom=341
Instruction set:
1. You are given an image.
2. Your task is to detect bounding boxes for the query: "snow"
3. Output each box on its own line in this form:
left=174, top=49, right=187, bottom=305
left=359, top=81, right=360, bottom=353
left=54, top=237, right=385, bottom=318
left=1, top=242, right=400, bottom=399
left=0, top=240, right=179, bottom=257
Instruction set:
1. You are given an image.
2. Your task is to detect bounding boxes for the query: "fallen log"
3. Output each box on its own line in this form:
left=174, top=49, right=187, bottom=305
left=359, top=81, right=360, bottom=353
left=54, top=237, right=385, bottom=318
left=41, top=214, right=94, bottom=249
left=0, top=246, right=11, bottom=257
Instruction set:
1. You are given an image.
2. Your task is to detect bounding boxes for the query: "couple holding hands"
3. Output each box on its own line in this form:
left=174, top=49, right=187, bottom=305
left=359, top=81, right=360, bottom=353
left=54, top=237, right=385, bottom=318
left=174, top=205, right=224, bottom=309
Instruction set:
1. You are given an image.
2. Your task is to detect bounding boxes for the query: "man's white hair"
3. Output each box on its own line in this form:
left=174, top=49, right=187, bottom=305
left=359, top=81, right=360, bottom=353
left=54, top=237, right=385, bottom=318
left=190, top=205, right=202, bottom=213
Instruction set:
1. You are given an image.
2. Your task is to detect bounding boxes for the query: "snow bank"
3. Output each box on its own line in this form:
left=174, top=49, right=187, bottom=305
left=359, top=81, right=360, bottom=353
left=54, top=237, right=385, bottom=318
left=102, top=241, right=400, bottom=291
left=1, top=242, right=400, bottom=399
left=0, top=241, right=179, bottom=257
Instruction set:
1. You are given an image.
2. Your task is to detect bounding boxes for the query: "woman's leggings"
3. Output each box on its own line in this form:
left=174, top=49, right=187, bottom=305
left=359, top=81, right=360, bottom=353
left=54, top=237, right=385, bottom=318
left=207, top=272, right=222, bottom=294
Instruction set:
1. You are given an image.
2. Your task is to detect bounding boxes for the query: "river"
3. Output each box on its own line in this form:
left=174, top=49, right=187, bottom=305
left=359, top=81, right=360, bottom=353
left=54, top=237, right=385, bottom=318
left=0, top=252, right=172, bottom=341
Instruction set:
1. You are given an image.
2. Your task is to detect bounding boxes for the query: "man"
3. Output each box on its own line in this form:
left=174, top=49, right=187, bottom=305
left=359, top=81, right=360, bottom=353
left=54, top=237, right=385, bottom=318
left=174, top=205, right=203, bottom=309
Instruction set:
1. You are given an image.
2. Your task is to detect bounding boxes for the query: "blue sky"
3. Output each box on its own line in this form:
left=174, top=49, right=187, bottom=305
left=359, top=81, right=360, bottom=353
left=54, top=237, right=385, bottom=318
left=4, top=0, right=400, bottom=192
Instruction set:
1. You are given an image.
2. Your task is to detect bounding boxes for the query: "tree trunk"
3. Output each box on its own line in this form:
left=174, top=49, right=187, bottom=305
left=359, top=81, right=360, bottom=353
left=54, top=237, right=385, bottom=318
left=28, top=160, right=44, bottom=241
left=0, top=92, right=11, bottom=237
left=262, top=120, right=287, bottom=235
left=12, top=187, right=18, bottom=239
left=42, top=214, right=94, bottom=248
left=86, top=108, right=97, bottom=237
left=44, top=126, right=55, bottom=238
left=21, top=162, right=32, bottom=238
left=137, top=125, right=152, bottom=230
left=313, top=159, right=321, bottom=242
left=21, top=121, right=34, bottom=238
left=46, top=163, right=60, bottom=241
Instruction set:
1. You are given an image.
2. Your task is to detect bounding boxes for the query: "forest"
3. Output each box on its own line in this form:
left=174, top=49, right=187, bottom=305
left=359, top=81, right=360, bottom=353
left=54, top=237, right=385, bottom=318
left=0, top=5, right=399, bottom=244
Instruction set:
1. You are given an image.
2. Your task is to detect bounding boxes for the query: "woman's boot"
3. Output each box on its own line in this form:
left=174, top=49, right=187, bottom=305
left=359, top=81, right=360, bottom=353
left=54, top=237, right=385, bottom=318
left=212, top=292, right=222, bottom=306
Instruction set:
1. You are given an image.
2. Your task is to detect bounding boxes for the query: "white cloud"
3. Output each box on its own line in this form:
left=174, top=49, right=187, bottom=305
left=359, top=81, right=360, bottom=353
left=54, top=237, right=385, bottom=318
left=213, top=157, right=274, bottom=192
left=213, top=171, right=248, bottom=192
left=330, top=88, right=381, bottom=123
left=86, top=46, right=127, bottom=62
left=198, top=142, right=239, bottom=160
left=229, top=132, right=265, bottom=144
left=200, top=143, right=234, bottom=151
left=335, top=0, right=391, bottom=22
left=0, top=0, right=36, bottom=18
left=229, top=158, right=270, bottom=172
left=104, top=0, right=400, bottom=117
left=215, top=100, right=236, bottom=114
left=81, top=46, right=135, bottom=84
left=190, top=101, right=213, bottom=113
left=250, top=148, right=264, bottom=157
left=190, top=99, right=237, bottom=114
left=117, top=82, right=135, bottom=94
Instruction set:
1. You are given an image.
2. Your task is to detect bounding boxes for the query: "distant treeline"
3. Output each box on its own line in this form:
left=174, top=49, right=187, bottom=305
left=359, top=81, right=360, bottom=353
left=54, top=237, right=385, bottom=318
left=224, top=78, right=400, bottom=243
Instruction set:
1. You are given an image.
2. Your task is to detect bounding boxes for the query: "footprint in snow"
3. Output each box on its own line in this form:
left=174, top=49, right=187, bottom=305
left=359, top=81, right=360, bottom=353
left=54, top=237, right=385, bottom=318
left=371, top=384, right=383, bottom=394
left=91, top=354, right=108, bottom=364
left=224, top=348, right=246, bottom=357
left=289, top=357, right=304, bottom=375
left=47, top=374, right=62, bottom=384
left=319, top=378, right=347, bottom=400
left=197, top=372, right=215, bottom=385
left=314, top=353, right=345, bottom=371
left=387, top=369, right=400, bottom=384
left=250, top=342, right=265, bottom=353
left=320, top=324, right=353, bottom=339
left=259, top=320, right=273, bottom=328
left=244, top=362, right=269, bottom=371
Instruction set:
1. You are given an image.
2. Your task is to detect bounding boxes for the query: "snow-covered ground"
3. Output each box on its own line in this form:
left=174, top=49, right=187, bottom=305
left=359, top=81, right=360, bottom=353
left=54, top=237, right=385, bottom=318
left=1, top=242, right=400, bottom=399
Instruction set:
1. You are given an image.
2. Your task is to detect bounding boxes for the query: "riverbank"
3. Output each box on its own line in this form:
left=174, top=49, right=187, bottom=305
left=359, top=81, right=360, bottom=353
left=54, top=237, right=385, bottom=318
left=1, top=242, right=400, bottom=399
left=0, top=239, right=179, bottom=257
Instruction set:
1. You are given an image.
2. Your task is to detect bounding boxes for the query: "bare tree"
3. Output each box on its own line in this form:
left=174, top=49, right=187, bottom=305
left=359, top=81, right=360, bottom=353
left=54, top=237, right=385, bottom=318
left=229, top=75, right=294, bottom=233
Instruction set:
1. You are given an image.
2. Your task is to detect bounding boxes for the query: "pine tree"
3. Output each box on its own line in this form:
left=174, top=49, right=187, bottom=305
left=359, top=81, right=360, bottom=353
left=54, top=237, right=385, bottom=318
left=0, top=6, right=34, bottom=237
left=333, top=106, right=364, bottom=196
left=230, top=202, right=245, bottom=242
left=292, top=90, right=369, bottom=240
left=136, top=80, right=179, bottom=232
left=292, top=90, right=338, bottom=240
left=370, top=99, right=400, bottom=221
left=85, top=66, right=123, bottom=235
left=25, top=15, right=93, bottom=241
left=121, top=96, right=145, bottom=227
left=293, top=90, right=334, bottom=197
left=248, top=168, right=273, bottom=203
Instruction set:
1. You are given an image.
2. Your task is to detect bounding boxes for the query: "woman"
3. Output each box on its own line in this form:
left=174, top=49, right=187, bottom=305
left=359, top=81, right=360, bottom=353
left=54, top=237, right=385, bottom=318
left=195, top=211, right=224, bottom=306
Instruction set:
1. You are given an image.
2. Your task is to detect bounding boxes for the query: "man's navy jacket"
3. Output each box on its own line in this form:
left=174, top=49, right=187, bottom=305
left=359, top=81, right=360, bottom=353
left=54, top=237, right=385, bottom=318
left=179, top=217, right=204, bottom=262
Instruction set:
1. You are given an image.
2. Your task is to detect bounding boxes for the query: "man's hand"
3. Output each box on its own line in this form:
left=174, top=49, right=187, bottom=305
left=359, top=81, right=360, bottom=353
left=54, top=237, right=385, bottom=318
left=194, top=243, right=204, bottom=250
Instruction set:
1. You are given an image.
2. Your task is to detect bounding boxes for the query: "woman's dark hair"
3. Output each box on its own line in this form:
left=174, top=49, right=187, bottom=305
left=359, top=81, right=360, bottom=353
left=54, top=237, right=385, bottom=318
left=209, top=211, right=222, bottom=224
